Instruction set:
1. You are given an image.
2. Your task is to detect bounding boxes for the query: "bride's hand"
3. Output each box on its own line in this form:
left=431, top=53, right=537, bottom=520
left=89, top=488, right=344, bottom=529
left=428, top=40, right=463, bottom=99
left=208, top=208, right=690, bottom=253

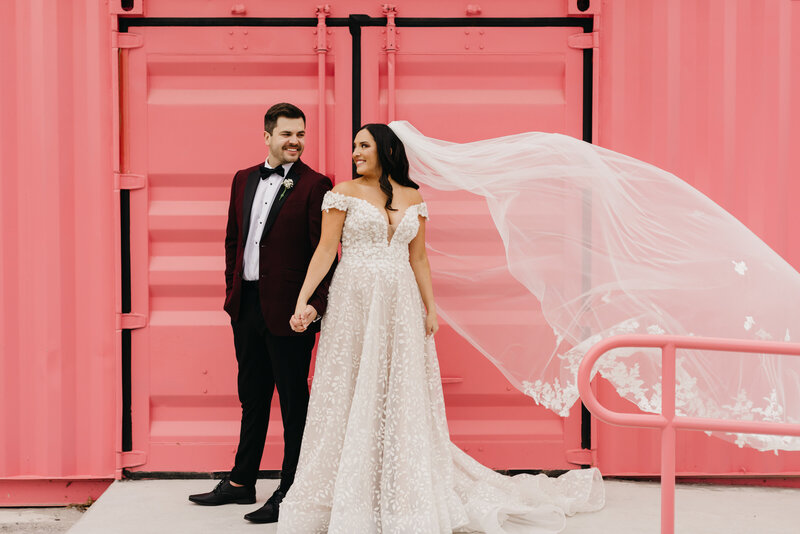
left=425, top=312, right=438, bottom=337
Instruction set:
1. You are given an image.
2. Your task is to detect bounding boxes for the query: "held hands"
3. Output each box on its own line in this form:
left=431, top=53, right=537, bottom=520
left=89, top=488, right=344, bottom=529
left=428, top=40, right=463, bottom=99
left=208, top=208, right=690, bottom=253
left=290, top=303, right=318, bottom=332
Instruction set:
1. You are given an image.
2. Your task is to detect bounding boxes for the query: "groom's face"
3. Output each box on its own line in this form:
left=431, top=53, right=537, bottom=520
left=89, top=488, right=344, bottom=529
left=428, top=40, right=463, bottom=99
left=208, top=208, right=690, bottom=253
left=264, top=116, right=306, bottom=166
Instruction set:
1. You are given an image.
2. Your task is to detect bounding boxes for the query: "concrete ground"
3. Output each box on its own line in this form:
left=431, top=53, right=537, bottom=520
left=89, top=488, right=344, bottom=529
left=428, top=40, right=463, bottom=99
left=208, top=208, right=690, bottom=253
left=61, top=478, right=800, bottom=534
left=0, top=507, right=84, bottom=533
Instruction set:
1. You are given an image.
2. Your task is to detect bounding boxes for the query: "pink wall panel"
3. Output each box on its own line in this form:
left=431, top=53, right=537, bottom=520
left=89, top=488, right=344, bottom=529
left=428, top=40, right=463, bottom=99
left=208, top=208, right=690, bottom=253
left=3, top=0, right=800, bottom=505
left=0, top=0, right=117, bottom=504
left=121, top=25, right=353, bottom=472
left=595, top=0, right=800, bottom=476
left=599, top=0, right=800, bottom=268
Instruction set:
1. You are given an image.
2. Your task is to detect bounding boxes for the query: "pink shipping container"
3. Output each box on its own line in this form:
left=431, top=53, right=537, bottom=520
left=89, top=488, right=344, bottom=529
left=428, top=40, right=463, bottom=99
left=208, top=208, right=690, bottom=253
left=1, top=0, right=799, bottom=505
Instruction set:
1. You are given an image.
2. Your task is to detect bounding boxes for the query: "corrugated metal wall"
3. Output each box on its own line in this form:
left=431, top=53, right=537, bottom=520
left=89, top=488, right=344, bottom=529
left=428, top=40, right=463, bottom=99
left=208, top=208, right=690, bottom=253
left=595, top=0, right=800, bottom=475
left=2, top=0, right=800, bottom=505
left=0, top=0, right=117, bottom=503
left=600, top=0, right=800, bottom=267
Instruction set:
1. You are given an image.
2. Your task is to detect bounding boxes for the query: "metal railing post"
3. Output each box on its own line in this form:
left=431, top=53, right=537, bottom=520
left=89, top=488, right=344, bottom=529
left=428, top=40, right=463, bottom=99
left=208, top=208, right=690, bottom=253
left=577, top=334, right=800, bottom=534
left=661, top=342, right=676, bottom=534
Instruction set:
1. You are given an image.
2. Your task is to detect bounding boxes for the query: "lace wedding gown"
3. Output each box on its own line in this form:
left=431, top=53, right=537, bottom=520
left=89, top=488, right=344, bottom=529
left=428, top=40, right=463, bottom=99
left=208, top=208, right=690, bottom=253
left=277, top=191, right=604, bottom=534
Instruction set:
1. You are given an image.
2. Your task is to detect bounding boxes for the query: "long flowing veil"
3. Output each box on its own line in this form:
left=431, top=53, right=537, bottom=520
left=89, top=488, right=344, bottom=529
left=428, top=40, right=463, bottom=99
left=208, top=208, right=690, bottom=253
left=389, top=120, right=800, bottom=451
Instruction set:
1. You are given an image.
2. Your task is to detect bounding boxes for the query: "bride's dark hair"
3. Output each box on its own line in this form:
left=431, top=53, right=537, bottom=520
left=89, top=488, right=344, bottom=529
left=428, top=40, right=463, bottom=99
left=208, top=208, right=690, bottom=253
left=358, top=123, right=419, bottom=211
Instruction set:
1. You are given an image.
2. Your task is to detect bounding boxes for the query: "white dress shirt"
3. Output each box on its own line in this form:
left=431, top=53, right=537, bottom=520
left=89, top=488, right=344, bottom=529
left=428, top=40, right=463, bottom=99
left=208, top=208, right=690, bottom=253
left=242, top=160, right=294, bottom=281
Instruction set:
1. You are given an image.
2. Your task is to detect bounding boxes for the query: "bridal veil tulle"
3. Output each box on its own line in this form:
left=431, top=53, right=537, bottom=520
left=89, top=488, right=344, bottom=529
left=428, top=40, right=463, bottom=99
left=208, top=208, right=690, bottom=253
left=389, top=120, right=800, bottom=451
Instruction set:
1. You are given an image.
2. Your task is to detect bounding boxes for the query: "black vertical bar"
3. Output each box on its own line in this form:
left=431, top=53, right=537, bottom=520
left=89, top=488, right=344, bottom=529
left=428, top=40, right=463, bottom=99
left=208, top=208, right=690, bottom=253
left=582, top=49, right=593, bottom=142
left=580, top=20, right=594, bottom=453
left=349, top=15, right=368, bottom=137
left=121, top=190, right=133, bottom=452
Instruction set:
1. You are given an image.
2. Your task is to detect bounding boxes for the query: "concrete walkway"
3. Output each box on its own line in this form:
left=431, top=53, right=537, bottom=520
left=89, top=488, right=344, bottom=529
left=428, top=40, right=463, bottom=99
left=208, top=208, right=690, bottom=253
left=0, top=507, right=83, bottom=533
left=67, top=478, right=800, bottom=533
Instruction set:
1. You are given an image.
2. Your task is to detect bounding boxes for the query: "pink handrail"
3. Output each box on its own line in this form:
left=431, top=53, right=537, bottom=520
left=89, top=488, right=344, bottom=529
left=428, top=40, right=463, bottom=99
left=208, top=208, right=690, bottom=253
left=577, top=334, right=800, bottom=534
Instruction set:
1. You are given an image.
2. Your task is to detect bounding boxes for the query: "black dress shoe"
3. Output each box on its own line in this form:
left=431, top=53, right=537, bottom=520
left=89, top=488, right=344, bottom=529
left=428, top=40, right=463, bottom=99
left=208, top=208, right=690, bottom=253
left=188, top=478, right=256, bottom=506
left=243, top=487, right=287, bottom=524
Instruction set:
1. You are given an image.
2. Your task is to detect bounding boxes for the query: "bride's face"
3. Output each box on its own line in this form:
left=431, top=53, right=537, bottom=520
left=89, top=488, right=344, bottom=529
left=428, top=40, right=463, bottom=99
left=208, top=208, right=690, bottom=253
left=352, top=129, right=381, bottom=178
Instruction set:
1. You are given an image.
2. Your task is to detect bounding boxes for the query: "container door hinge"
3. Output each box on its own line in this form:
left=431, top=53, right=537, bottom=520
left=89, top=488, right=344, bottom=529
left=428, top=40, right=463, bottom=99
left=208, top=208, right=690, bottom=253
left=112, top=31, right=143, bottom=49
left=383, top=4, right=398, bottom=51
left=117, top=313, right=147, bottom=330
left=568, top=32, right=599, bottom=50
left=115, top=173, right=146, bottom=191
left=119, top=450, right=147, bottom=468
left=565, top=448, right=595, bottom=466
left=315, top=5, right=331, bottom=52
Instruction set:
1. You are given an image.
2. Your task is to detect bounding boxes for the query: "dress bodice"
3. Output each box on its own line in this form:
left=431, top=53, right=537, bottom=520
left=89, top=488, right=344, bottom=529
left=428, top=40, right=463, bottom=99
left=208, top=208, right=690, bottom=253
left=321, top=191, right=429, bottom=266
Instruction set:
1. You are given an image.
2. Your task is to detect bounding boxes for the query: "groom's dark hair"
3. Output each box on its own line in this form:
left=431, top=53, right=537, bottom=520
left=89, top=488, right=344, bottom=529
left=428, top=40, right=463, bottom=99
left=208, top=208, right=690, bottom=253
left=359, top=123, right=419, bottom=212
left=264, top=103, right=306, bottom=134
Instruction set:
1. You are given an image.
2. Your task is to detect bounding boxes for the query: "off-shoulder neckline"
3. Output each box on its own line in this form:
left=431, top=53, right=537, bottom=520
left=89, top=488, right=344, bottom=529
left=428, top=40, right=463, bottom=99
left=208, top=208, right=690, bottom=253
left=325, top=191, right=426, bottom=226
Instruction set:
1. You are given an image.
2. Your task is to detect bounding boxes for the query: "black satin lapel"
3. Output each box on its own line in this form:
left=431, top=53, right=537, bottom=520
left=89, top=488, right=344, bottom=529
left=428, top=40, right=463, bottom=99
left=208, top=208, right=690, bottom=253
left=261, top=161, right=303, bottom=239
left=241, top=168, right=261, bottom=242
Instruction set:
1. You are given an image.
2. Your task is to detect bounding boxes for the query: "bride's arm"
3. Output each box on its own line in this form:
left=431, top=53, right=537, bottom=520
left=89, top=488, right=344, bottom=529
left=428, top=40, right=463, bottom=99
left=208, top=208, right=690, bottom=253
left=409, top=213, right=439, bottom=336
left=292, top=208, right=345, bottom=329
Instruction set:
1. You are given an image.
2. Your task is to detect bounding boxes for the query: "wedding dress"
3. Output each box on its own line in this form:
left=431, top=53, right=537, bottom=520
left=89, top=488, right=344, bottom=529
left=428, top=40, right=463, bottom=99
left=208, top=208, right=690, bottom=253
left=277, top=191, right=603, bottom=534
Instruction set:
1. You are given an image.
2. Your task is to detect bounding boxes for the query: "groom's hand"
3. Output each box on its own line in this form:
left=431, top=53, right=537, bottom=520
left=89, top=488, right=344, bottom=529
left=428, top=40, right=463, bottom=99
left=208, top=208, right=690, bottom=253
left=290, top=304, right=317, bottom=332
left=289, top=314, right=305, bottom=332
left=299, top=305, right=317, bottom=328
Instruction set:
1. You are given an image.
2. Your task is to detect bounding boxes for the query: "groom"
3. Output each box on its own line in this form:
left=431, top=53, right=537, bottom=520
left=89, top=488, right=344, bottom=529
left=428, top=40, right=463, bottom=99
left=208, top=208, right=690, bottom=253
left=189, top=103, right=334, bottom=524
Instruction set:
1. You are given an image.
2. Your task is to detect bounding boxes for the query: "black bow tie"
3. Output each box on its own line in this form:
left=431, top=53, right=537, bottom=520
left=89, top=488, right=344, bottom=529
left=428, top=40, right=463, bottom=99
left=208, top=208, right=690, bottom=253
left=260, top=165, right=285, bottom=180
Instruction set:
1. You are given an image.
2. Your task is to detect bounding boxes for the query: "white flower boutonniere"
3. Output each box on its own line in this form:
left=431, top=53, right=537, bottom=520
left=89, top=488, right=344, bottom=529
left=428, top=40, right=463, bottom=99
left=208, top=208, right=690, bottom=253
left=277, top=178, right=294, bottom=202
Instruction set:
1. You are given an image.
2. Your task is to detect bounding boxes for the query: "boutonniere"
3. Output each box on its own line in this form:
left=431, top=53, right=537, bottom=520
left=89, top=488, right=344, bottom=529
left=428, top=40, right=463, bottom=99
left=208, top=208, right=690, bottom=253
left=277, top=178, right=294, bottom=202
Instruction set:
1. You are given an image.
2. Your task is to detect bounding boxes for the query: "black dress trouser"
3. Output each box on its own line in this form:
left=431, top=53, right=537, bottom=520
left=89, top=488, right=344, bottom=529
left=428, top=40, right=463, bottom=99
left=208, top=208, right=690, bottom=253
left=229, top=281, right=315, bottom=489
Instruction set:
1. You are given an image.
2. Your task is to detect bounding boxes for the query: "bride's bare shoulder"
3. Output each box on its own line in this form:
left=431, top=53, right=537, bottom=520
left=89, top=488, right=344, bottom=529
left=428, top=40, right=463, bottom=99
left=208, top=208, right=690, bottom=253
left=396, top=186, right=423, bottom=205
left=331, top=180, right=356, bottom=195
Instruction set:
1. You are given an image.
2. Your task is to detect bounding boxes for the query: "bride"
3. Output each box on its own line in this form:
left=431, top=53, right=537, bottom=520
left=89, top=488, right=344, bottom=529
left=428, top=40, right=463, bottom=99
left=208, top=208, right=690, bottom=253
left=276, top=123, right=604, bottom=534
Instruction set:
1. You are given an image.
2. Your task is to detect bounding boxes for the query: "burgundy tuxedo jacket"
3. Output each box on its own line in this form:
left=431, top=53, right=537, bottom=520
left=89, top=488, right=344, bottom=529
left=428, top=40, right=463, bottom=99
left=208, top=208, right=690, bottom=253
left=224, top=159, right=335, bottom=336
